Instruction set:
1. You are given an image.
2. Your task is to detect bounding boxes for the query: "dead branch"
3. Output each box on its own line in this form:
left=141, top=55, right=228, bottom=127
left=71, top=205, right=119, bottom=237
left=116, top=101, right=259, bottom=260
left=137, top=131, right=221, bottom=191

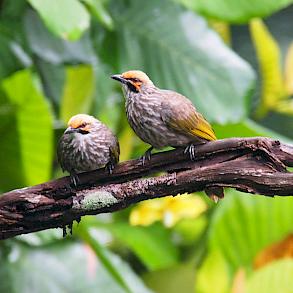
left=0, top=137, right=292, bottom=240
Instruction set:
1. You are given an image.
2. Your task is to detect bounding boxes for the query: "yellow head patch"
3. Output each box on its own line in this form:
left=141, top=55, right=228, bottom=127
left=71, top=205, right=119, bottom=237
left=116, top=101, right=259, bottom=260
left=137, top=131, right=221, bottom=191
left=68, top=114, right=96, bottom=132
left=121, top=70, right=154, bottom=90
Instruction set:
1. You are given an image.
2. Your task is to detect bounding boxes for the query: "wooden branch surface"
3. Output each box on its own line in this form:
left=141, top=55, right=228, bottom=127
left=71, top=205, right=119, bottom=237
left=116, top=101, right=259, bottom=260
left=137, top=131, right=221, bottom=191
left=0, top=137, right=292, bottom=240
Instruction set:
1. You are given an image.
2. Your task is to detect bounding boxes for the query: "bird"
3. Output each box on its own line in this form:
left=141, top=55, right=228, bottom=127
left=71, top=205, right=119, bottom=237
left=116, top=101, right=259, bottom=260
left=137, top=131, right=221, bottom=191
left=57, top=114, right=120, bottom=186
left=111, top=70, right=223, bottom=201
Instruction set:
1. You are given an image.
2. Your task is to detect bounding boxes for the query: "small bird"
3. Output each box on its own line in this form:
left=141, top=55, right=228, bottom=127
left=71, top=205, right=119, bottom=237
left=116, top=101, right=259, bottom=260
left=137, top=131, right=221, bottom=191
left=57, top=114, right=120, bottom=186
left=111, top=70, right=223, bottom=201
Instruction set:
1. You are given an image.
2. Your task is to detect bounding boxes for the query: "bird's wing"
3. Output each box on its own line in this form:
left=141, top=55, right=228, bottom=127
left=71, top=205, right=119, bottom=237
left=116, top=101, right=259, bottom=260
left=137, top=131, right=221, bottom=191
left=161, top=90, right=216, bottom=141
left=110, top=136, right=120, bottom=164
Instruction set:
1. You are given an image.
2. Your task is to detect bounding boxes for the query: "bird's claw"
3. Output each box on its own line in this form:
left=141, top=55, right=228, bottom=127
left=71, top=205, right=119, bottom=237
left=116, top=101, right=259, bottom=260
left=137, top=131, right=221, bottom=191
left=140, top=147, right=153, bottom=166
left=106, top=161, right=115, bottom=174
left=70, top=173, right=80, bottom=187
left=184, top=144, right=196, bottom=161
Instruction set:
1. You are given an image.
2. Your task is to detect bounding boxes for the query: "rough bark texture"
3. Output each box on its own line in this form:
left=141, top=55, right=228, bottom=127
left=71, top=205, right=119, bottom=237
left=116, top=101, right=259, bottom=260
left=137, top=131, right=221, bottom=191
left=0, top=137, right=292, bottom=240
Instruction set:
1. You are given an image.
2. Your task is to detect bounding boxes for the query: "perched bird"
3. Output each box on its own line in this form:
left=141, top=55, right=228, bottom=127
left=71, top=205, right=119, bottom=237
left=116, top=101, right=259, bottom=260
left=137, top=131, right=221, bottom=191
left=57, top=114, right=120, bottom=186
left=111, top=70, right=223, bottom=201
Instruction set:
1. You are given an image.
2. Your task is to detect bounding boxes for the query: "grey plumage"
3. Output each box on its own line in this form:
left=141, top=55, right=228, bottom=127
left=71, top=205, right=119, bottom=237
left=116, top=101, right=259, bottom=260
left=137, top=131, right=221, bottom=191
left=57, top=114, right=119, bottom=185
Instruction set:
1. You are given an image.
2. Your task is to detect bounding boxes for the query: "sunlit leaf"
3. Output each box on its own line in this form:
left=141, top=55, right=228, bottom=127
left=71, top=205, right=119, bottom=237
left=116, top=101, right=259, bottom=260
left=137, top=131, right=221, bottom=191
left=284, top=42, right=293, bottom=95
left=196, top=250, right=230, bottom=293
left=275, top=99, right=293, bottom=115
left=24, top=10, right=96, bottom=65
left=112, top=0, right=255, bottom=123
left=245, top=259, right=293, bottom=293
left=175, top=0, right=293, bottom=23
left=208, top=190, right=293, bottom=272
left=28, top=0, right=90, bottom=40
left=143, top=263, right=195, bottom=293
left=250, top=18, right=286, bottom=118
left=0, top=70, right=53, bottom=190
left=213, top=119, right=293, bottom=143
left=82, top=0, right=114, bottom=30
left=208, top=20, right=231, bottom=45
left=60, top=65, right=95, bottom=123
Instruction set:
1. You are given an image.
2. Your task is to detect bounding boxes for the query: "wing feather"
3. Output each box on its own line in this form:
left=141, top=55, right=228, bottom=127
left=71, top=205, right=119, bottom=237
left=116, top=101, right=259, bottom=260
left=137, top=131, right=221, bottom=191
left=161, top=90, right=216, bottom=141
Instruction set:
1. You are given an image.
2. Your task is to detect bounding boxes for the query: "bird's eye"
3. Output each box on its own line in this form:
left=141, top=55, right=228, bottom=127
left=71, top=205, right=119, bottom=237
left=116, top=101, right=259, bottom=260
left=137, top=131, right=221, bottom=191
left=79, top=122, right=87, bottom=128
left=128, top=78, right=140, bottom=83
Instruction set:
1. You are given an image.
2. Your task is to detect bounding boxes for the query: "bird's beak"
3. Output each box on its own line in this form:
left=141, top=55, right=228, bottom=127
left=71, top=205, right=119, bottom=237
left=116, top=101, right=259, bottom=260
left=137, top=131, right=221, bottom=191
left=64, top=127, right=77, bottom=134
left=111, top=74, right=126, bottom=84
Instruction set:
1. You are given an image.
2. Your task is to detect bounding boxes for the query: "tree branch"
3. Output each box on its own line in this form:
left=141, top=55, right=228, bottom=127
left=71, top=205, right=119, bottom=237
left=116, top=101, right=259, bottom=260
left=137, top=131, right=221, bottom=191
left=0, top=137, right=292, bottom=240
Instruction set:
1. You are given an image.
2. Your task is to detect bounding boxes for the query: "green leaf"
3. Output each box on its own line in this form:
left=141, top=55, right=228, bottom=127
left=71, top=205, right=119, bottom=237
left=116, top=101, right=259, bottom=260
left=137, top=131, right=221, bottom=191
left=213, top=119, right=293, bottom=143
left=112, top=0, right=255, bottom=123
left=60, top=65, right=95, bottom=123
left=77, top=226, right=133, bottom=293
left=24, top=9, right=96, bottom=65
left=245, top=259, right=293, bottom=293
left=27, top=0, right=90, bottom=41
left=175, top=0, right=293, bottom=23
left=143, top=263, right=196, bottom=293
left=82, top=0, right=114, bottom=30
left=208, top=190, right=293, bottom=272
left=0, top=70, right=53, bottom=190
left=196, top=250, right=230, bottom=293
left=105, top=223, right=179, bottom=271
left=250, top=19, right=286, bottom=118
left=0, top=241, right=153, bottom=293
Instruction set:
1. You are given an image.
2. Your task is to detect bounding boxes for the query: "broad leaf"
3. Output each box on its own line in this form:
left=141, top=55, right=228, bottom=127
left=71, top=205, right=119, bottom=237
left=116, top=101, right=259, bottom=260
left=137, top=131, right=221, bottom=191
left=24, top=10, right=96, bottom=65
left=208, top=190, right=293, bottom=272
left=0, top=241, right=153, bottom=293
left=112, top=0, right=255, bottom=123
left=176, top=0, right=293, bottom=23
left=60, top=65, right=95, bottom=123
left=104, top=223, right=179, bottom=271
left=245, top=259, right=293, bottom=293
left=82, top=0, right=114, bottom=30
left=213, top=119, right=293, bottom=143
left=250, top=19, right=286, bottom=118
left=0, top=70, right=53, bottom=190
left=196, top=250, right=230, bottom=293
left=27, top=0, right=90, bottom=40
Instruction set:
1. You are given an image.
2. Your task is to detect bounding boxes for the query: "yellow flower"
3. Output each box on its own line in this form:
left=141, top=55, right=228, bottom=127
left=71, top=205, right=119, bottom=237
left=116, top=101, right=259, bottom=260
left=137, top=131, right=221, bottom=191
left=129, top=194, right=207, bottom=227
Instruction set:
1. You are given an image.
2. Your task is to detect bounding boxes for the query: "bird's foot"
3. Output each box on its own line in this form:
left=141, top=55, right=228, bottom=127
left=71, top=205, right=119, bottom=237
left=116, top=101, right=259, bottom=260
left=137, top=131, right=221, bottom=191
left=70, top=172, right=80, bottom=188
left=184, top=144, right=196, bottom=161
left=106, top=161, right=115, bottom=175
left=140, top=147, right=153, bottom=166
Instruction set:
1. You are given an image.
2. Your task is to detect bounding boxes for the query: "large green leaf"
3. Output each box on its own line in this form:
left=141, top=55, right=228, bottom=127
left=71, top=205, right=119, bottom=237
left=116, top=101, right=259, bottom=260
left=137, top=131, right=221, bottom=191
left=27, top=0, right=90, bottom=41
left=208, top=190, right=293, bottom=271
left=196, top=250, right=230, bottom=293
left=0, top=70, right=53, bottom=191
left=60, top=65, right=95, bottom=123
left=176, top=0, right=293, bottom=23
left=24, top=10, right=96, bottom=65
left=102, top=223, right=179, bottom=271
left=111, top=0, right=255, bottom=123
left=213, top=119, right=293, bottom=143
left=245, top=259, right=293, bottom=293
left=82, top=0, right=114, bottom=30
left=0, top=241, right=153, bottom=293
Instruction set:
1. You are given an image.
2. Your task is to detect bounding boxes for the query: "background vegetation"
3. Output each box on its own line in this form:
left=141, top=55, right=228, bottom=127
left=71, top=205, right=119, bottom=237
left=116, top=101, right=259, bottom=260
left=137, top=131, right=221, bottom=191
left=0, top=0, right=292, bottom=292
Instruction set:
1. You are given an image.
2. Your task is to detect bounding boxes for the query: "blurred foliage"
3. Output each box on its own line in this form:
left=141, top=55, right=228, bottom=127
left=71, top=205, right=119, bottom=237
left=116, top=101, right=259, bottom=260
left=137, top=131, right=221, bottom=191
left=0, top=0, right=292, bottom=292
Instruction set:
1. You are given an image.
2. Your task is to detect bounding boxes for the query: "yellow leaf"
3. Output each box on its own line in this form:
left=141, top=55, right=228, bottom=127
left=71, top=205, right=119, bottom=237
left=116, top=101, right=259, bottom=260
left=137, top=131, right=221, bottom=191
left=250, top=19, right=286, bottom=118
left=284, top=42, right=293, bottom=95
left=209, top=20, right=231, bottom=45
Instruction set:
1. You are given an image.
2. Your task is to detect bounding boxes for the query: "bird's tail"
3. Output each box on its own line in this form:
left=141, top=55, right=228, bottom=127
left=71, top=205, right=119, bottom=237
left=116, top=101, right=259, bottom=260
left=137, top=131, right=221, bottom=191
left=205, top=187, right=225, bottom=203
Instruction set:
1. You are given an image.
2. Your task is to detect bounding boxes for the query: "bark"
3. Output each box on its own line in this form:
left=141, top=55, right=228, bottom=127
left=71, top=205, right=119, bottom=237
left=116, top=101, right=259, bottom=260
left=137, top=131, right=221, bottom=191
left=0, top=137, right=292, bottom=240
